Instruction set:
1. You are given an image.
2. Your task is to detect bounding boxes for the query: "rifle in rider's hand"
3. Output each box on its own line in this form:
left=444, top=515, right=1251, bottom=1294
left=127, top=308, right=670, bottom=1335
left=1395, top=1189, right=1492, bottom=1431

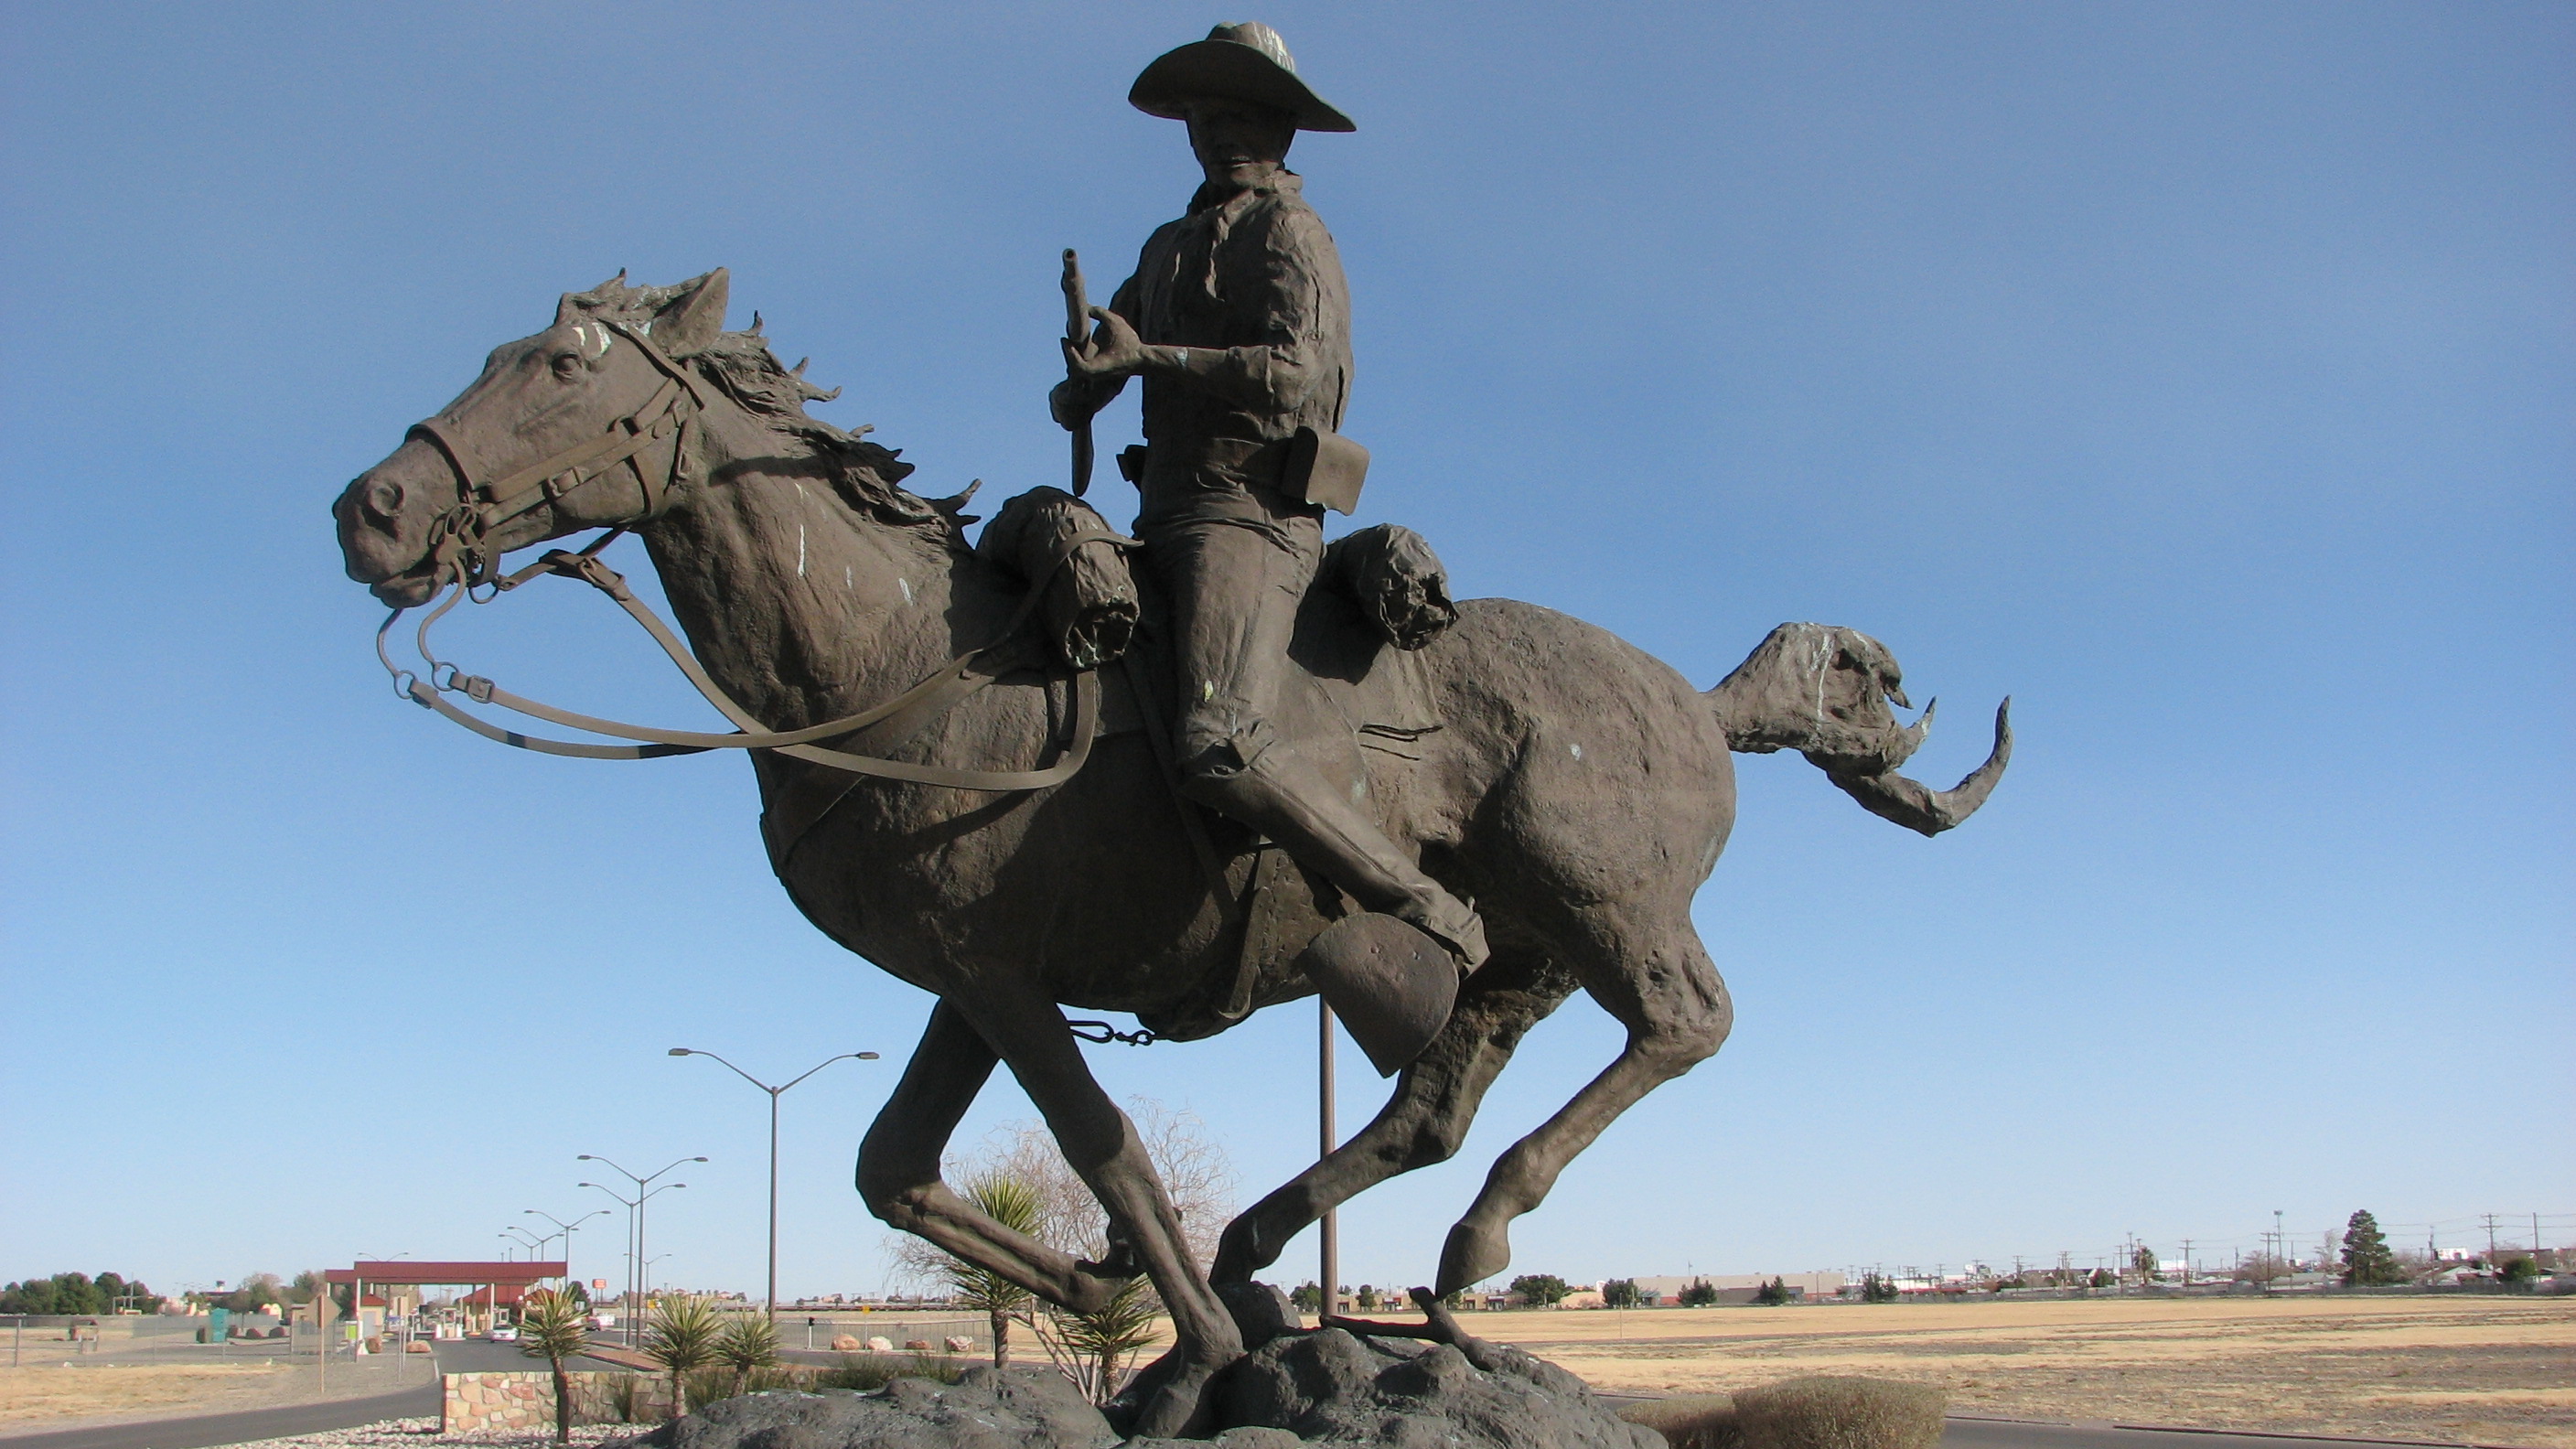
left=1061, top=249, right=1093, bottom=497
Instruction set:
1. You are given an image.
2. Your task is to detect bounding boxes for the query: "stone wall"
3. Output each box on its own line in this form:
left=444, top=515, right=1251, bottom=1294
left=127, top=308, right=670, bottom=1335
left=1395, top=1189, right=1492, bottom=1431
left=441, top=1370, right=670, bottom=1433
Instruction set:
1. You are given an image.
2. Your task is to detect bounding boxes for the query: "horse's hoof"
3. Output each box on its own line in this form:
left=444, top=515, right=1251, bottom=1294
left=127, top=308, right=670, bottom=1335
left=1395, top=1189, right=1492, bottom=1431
left=1438, top=1217, right=1511, bottom=1294
left=1109, top=1345, right=1228, bottom=1440
left=1218, top=1280, right=1302, bottom=1347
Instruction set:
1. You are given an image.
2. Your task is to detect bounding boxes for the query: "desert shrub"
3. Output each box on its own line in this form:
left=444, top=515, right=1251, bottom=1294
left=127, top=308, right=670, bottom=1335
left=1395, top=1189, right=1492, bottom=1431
left=812, top=1352, right=965, bottom=1391
left=1619, top=1393, right=1742, bottom=1449
left=641, top=1294, right=723, bottom=1417
left=516, top=1287, right=593, bottom=1443
left=714, top=1314, right=781, bottom=1396
left=1733, top=1376, right=1946, bottom=1449
left=606, top=1374, right=640, bottom=1423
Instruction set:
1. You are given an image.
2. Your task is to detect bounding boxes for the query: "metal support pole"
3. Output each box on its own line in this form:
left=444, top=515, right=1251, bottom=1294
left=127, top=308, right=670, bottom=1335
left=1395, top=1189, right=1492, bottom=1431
left=767, top=1090, right=781, bottom=1322
left=1319, top=998, right=1338, bottom=1319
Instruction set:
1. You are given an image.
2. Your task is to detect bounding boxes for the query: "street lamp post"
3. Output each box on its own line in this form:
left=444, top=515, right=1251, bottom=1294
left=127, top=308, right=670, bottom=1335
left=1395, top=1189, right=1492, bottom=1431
left=669, top=1047, right=879, bottom=1321
left=525, top=1209, right=607, bottom=1293
left=578, top=1154, right=703, bottom=1347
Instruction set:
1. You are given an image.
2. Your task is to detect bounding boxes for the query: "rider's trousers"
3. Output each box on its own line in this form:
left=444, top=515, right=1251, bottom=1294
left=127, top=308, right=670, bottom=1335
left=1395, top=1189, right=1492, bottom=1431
left=1139, top=480, right=1487, bottom=968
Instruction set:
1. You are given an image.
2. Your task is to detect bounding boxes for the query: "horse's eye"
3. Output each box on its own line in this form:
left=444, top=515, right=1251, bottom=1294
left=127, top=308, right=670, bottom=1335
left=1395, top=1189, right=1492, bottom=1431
left=551, top=351, right=585, bottom=379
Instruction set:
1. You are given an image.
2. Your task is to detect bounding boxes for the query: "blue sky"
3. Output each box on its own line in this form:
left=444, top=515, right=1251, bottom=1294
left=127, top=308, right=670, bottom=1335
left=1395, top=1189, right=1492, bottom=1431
left=3, top=2, right=2567, bottom=1301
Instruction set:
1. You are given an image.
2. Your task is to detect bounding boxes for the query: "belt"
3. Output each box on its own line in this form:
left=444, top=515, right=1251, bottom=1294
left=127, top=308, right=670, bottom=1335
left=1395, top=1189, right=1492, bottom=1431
left=1145, top=435, right=1293, bottom=490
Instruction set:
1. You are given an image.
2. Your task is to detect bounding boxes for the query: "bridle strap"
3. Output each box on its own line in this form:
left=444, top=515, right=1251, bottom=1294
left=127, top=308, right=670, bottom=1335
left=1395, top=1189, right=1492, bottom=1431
left=392, top=526, right=1137, bottom=791
left=403, top=320, right=706, bottom=585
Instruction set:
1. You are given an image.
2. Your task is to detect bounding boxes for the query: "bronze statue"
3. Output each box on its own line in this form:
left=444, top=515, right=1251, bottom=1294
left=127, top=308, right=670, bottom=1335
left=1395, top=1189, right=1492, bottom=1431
left=330, top=23, right=2009, bottom=1439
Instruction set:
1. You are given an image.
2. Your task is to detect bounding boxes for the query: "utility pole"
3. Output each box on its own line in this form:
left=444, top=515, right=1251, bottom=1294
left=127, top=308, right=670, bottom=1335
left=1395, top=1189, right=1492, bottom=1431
left=2274, top=1211, right=2286, bottom=1272
left=2483, top=1214, right=2501, bottom=1261
left=2180, top=1239, right=2194, bottom=1287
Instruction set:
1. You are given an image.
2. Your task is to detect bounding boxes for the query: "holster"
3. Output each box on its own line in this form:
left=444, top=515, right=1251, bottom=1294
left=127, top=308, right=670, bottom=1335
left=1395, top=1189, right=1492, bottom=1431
left=1121, top=429, right=1368, bottom=515
left=1283, top=426, right=1368, bottom=515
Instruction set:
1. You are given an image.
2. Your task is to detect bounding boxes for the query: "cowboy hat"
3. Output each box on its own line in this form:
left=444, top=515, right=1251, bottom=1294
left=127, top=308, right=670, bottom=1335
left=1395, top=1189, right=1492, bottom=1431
left=1129, top=22, right=1356, bottom=133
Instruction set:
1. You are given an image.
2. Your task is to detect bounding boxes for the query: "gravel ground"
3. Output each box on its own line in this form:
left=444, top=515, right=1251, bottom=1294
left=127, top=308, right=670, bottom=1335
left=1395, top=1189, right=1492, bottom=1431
left=204, top=1419, right=640, bottom=1449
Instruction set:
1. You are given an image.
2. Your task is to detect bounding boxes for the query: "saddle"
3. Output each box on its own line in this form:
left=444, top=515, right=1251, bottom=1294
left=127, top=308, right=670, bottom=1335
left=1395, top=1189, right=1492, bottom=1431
left=979, top=487, right=1463, bottom=1069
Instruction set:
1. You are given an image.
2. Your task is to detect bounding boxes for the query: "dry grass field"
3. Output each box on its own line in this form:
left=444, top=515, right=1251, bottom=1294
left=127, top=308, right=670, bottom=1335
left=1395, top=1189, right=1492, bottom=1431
left=0, top=1341, right=416, bottom=1431
left=0, top=1362, right=306, bottom=1426
left=1450, top=1293, right=2576, bottom=1447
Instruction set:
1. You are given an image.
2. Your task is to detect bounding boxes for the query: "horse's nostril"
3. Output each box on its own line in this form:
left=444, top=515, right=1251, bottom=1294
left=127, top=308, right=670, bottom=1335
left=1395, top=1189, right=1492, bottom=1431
left=366, top=478, right=406, bottom=521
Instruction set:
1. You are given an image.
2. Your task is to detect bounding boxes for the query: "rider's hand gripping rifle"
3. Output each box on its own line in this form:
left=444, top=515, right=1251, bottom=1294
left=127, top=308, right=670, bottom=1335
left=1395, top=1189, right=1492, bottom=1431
left=1061, top=248, right=1093, bottom=497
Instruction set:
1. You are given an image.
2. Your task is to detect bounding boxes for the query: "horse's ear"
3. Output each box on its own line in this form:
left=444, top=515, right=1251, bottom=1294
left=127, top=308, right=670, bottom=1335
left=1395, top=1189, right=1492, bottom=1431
left=555, top=269, right=628, bottom=326
left=649, top=269, right=729, bottom=356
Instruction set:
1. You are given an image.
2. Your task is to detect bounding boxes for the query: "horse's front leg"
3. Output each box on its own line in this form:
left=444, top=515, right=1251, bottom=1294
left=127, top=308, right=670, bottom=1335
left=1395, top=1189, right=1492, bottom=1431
left=857, top=1000, right=1128, bottom=1313
left=954, top=978, right=1241, bottom=1440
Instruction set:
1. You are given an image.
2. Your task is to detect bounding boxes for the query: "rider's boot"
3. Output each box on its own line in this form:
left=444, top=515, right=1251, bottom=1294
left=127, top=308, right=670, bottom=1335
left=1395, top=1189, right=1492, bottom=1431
left=1179, top=745, right=1488, bottom=973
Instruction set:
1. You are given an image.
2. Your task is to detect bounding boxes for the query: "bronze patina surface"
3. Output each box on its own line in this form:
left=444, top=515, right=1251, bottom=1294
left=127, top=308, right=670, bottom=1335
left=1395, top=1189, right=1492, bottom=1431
left=331, top=23, right=2008, bottom=1439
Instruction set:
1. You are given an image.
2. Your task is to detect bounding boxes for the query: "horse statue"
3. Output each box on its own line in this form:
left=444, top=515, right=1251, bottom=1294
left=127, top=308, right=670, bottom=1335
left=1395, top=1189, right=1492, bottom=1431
left=332, top=269, right=2009, bottom=1436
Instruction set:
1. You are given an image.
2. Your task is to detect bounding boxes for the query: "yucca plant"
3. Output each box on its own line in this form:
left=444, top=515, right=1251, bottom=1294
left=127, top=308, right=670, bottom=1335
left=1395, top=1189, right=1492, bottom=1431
left=714, top=1313, right=781, bottom=1398
left=1040, top=1276, right=1161, bottom=1405
left=939, top=1171, right=1044, bottom=1368
left=515, top=1287, right=593, bottom=1444
left=640, top=1294, right=723, bottom=1419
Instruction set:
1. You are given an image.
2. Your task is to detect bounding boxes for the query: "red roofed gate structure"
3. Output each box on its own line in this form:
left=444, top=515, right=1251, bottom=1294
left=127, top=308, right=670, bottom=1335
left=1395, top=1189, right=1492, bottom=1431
left=326, top=1261, right=565, bottom=1335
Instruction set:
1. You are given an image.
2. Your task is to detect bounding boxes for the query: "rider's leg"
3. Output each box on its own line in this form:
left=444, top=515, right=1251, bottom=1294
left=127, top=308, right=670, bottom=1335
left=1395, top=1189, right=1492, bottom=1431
left=1148, top=501, right=1487, bottom=970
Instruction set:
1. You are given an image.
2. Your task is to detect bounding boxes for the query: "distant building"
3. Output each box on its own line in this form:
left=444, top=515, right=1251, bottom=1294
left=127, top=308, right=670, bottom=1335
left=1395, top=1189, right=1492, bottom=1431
left=1619, top=1272, right=1845, bottom=1305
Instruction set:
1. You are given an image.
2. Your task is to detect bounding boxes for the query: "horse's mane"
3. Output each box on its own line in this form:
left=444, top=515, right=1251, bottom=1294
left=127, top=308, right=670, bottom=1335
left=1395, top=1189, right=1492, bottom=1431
left=563, top=274, right=946, bottom=531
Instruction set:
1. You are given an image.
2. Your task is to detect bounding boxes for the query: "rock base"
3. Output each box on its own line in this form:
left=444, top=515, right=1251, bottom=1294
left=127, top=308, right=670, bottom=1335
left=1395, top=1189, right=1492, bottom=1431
left=631, top=1327, right=1656, bottom=1449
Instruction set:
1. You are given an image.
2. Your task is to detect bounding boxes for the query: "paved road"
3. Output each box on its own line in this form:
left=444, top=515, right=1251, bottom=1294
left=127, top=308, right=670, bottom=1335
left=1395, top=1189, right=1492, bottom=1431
left=1946, top=1419, right=2466, bottom=1449
left=0, top=1337, right=628, bottom=1449
left=0, top=1386, right=438, bottom=1449
left=1, top=1374, right=2472, bottom=1449
left=419, top=1337, right=622, bottom=1375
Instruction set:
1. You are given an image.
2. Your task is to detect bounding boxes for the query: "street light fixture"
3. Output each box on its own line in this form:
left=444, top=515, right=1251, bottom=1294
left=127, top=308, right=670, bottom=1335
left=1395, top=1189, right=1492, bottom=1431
left=669, top=1047, right=879, bottom=1321
left=578, top=1157, right=702, bottom=1346
left=524, top=1209, right=607, bottom=1290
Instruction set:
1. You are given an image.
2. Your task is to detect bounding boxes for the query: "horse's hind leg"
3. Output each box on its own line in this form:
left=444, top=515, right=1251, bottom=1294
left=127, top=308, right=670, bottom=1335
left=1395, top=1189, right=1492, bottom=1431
left=1436, top=913, right=1732, bottom=1294
left=1212, top=951, right=1573, bottom=1286
left=857, top=1000, right=1127, bottom=1312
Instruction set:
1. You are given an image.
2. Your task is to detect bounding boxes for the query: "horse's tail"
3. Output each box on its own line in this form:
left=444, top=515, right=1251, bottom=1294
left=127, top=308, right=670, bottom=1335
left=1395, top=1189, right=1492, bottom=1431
left=1706, top=622, right=2012, bottom=836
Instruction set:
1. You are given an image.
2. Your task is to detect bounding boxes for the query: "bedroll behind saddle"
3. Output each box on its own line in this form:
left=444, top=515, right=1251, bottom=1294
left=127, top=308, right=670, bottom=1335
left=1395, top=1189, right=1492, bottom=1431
left=977, top=486, right=1460, bottom=669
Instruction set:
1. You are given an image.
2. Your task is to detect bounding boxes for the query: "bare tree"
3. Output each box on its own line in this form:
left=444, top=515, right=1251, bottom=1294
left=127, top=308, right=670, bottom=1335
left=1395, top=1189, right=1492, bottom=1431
left=884, top=1099, right=1237, bottom=1402
left=888, top=1100, right=1237, bottom=1283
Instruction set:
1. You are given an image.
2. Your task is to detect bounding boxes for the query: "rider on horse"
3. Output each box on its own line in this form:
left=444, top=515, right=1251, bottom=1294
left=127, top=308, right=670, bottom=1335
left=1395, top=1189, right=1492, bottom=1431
left=1052, top=23, right=1489, bottom=976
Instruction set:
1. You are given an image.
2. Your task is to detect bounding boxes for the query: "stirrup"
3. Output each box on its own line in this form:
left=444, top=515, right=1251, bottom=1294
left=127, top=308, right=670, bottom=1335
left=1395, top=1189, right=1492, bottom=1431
left=1300, top=913, right=1458, bottom=1076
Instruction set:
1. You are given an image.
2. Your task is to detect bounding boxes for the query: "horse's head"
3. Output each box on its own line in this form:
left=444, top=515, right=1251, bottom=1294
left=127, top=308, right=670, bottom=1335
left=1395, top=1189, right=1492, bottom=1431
left=333, top=270, right=734, bottom=606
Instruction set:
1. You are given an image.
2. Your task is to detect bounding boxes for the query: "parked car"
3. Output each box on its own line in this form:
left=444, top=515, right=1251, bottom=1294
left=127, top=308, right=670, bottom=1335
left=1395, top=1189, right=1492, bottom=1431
left=486, top=1326, right=518, bottom=1341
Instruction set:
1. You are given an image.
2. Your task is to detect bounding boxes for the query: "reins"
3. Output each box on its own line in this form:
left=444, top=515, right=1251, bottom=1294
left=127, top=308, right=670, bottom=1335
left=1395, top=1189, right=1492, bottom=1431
left=379, top=321, right=1138, bottom=792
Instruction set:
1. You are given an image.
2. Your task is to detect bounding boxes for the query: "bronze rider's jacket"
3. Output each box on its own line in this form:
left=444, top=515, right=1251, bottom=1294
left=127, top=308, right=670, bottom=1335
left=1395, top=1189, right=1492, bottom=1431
left=1063, top=170, right=1351, bottom=521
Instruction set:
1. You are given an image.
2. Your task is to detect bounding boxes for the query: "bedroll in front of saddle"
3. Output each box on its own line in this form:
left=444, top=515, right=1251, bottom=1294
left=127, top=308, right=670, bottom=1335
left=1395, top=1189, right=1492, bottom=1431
left=977, top=486, right=1139, bottom=671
